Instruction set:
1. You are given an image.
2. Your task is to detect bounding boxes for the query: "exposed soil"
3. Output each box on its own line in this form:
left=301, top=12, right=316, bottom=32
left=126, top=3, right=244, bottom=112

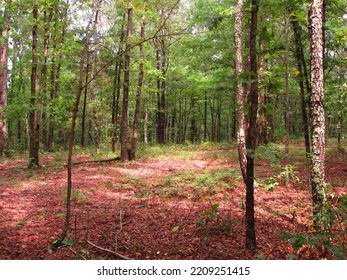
left=0, top=144, right=346, bottom=260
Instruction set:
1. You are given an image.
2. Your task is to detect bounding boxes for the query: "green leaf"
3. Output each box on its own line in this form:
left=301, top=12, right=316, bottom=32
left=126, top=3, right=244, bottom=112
left=79, top=249, right=90, bottom=256
left=171, top=226, right=180, bottom=233
left=62, top=240, right=75, bottom=246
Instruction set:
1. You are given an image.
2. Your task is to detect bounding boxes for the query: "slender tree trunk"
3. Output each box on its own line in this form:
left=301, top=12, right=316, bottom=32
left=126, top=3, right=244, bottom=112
left=0, top=2, right=10, bottom=155
left=111, top=14, right=126, bottom=153
left=54, top=3, right=95, bottom=247
left=120, top=3, right=133, bottom=162
left=245, top=0, right=259, bottom=250
left=155, top=8, right=168, bottom=145
left=29, top=2, right=40, bottom=168
left=48, top=3, right=67, bottom=151
left=235, top=0, right=247, bottom=184
left=90, top=8, right=101, bottom=153
left=309, top=0, right=327, bottom=230
left=111, top=60, right=120, bottom=152
left=284, top=1, right=290, bottom=157
left=189, top=96, right=198, bottom=143
left=291, top=15, right=311, bottom=155
left=81, top=59, right=89, bottom=148
left=144, top=96, right=149, bottom=145
left=203, top=91, right=208, bottom=142
left=130, top=11, right=146, bottom=160
left=40, top=8, right=53, bottom=151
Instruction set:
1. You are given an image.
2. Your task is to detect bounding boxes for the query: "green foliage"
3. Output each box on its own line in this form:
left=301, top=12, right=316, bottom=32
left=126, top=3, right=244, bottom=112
left=262, top=164, right=300, bottom=191
left=196, top=204, right=234, bottom=236
left=256, top=145, right=283, bottom=164
left=282, top=194, right=347, bottom=259
left=134, top=187, right=152, bottom=198
left=196, top=203, right=220, bottom=227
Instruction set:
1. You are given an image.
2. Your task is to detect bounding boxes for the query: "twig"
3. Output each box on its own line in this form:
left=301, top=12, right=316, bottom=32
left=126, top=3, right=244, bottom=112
left=114, top=210, right=123, bottom=252
left=87, top=240, right=132, bottom=260
left=66, top=246, right=87, bottom=260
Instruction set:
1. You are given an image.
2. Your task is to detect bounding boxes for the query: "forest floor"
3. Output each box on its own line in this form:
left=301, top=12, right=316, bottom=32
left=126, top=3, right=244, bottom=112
left=0, top=141, right=346, bottom=260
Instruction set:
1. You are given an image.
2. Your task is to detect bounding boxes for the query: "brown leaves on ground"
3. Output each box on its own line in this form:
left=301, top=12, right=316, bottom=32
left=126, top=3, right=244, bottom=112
left=0, top=143, right=346, bottom=260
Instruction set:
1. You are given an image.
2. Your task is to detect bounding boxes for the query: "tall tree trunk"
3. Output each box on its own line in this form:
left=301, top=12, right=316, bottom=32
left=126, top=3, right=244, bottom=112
left=40, top=8, right=53, bottom=151
left=120, top=3, right=133, bottom=162
left=0, top=2, right=10, bottom=155
left=90, top=8, right=101, bottom=153
left=81, top=59, right=90, bottom=148
left=257, top=15, right=267, bottom=145
left=144, top=96, right=149, bottom=145
left=111, top=14, right=126, bottom=153
left=235, top=0, right=247, bottom=184
left=189, top=96, right=198, bottom=143
left=48, top=2, right=67, bottom=151
left=284, top=1, right=290, bottom=157
left=130, top=11, right=146, bottom=160
left=291, top=15, right=311, bottom=155
left=204, top=91, right=208, bottom=142
left=309, top=0, right=327, bottom=230
left=155, top=8, right=168, bottom=145
left=29, top=2, right=40, bottom=168
left=245, top=0, right=259, bottom=250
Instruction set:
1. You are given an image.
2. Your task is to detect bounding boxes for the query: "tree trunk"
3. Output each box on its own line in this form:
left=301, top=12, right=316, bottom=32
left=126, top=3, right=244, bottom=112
left=120, top=3, right=133, bottom=162
left=284, top=1, right=290, bottom=157
left=309, top=0, right=327, bottom=230
left=54, top=2, right=95, bottom=247
left=90, top=9, right=101, bottom=154
left=81, top=59, right=90, bottom=148
left=40, top=8, right=53, bottom=151
left=235, top=0, right=247, bottom=184
left=48, top=3, right=67, bottom=151
left=291, top=15, right=311, bottom=155
left=245, top=0, right=259, bottom=250
left=111, top=14, right=126, bottom=153
left=29, top=2, right=40, bottom=168
left=0, top=2, right=10, bottom=155
left=130, top=11, right=146, bottom=160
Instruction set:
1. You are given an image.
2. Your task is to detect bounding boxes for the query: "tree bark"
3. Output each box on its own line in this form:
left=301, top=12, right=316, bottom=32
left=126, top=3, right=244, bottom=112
left=130, top=11, right=146, bottom=160
left=0, top=2, right=10, bottom=154
left=291, top=15, right=311, bottom=155
left=48, top=3, right=67, bottom=151
left=28, top=2, right=40, bottom=168
left=309, top=0, right=327, bottom=230
left=235, top=0, right=247, bottom=184
left=111, top=15, right=125, bottom=153
left=284, top=1, right=290, bottom=157
left=90, top=8, right=101, bottom=153
left=120, top=3, right=133, bottom=162
left=245, top=0, right=259, bottom=251
left=40, top=7, right=53, bottom=151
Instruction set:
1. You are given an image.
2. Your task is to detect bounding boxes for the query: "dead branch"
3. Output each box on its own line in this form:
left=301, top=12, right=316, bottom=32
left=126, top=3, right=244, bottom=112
left=87, top=240, right=132, bottom=260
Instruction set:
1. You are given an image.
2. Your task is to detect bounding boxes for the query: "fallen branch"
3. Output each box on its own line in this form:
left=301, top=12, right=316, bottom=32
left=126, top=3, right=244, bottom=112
left=87, top=240, right=132, bottom=260
left=70, top=157, right=121, bottom=166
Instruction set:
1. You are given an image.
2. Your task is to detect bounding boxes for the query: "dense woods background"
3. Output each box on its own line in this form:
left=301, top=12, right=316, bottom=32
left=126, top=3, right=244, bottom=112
left=0, top=0, right=346, bottom=259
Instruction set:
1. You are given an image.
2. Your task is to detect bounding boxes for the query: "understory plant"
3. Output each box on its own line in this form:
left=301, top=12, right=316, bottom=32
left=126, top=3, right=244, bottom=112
left=282, top=194, right=347, bottom=259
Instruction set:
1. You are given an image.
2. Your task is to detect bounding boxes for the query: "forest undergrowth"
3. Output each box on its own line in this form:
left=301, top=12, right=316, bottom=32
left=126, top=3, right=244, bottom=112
left=0, top=141, right=346, bottom=260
